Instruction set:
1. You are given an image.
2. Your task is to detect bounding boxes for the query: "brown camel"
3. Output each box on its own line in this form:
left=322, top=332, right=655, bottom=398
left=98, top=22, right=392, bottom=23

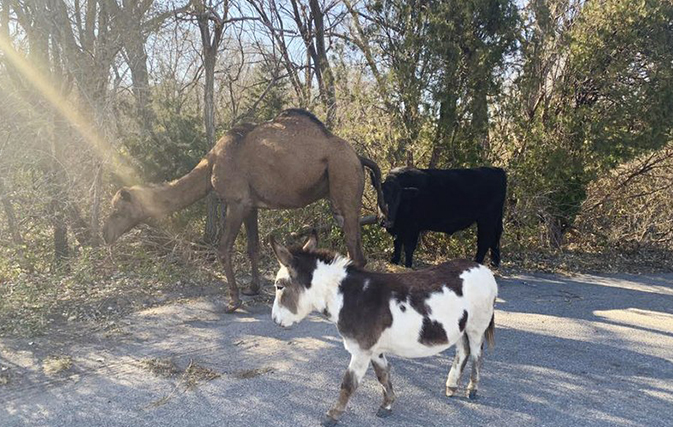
left=102, top=109, right=386, bottom=312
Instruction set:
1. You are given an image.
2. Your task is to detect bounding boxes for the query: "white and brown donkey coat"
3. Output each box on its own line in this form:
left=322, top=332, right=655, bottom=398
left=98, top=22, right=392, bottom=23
left=270, top=234, right=498, bottom=426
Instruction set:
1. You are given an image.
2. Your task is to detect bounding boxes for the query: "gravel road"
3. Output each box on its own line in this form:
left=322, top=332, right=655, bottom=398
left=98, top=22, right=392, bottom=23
left=1, top=272, right=672, bottom=427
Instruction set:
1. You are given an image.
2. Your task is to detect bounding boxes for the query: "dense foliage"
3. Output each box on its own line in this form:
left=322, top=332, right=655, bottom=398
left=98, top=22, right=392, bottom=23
left=1, top=0, right=672, bottom=282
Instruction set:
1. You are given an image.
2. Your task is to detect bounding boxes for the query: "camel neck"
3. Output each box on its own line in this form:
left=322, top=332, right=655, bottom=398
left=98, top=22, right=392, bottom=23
left=138, top=157, right=213, bottom=217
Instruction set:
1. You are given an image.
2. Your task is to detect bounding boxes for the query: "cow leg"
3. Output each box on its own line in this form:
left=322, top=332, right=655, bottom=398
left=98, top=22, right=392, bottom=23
left=490, top=214, right=504, bottom=268
left=403, top=231, right=419, bottom=268
left=391, top=237, right=403, bottom=265
left=323, top=352, right=371, bottom=426
left=218, top=203, right=250, bottom=313
left=446, top=334, right=471, bottom=397
left=241, top=208, right=260, bottom=296
left=372, top=354, right=395, bottom=418
left=465, top=331, right=485, bottom=400
left=474, top=221, right=493, bottom=264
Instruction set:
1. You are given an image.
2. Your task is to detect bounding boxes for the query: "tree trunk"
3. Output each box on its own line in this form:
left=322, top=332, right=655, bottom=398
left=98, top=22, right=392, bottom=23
left=196, top=5, right=224, bottom=245
left=308, top=0, right=337, bottom=126
left=49, top=114, right=70, bottom=265
left=89, top=164, right=103, bottom=246
left=0, top=178, right=23, bottom=245
left=429, top=90, right=458, bottom=168
left=124, top=22, right=156, bottom=134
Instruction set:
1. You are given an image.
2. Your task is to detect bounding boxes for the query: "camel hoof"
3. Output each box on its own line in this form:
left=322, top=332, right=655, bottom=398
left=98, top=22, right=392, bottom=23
left=241, top=285, right=260, bottom=296
left=320, top=416, right=339, bottom=427
left=467, top=389, right=478, bottom=400
left=376, top=407, right=393, bottom=418
left=224, top=299, right=242, bottom=313
left=446, top=386, right=458, bottom=397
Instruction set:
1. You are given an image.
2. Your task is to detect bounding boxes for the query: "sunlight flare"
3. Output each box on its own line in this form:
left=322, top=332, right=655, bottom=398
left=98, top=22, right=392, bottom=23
left=0, top=33, right=140, bottom=185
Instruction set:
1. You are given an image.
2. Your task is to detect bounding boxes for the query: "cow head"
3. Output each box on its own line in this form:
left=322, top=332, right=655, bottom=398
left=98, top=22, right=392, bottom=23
left=270, top=232, right=321, bottom=327
left=381, top=179, right=419, bottom=229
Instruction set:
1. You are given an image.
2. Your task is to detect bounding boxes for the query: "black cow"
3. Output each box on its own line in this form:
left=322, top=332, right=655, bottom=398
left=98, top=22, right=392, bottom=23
left=380, top=167, right=506, bottom=268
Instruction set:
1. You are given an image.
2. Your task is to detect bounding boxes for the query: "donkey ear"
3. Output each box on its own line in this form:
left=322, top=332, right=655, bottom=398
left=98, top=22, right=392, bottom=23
left=119, top=189, right=132, bottom=202
left=302, top=230, right=318, bottom=251
left=270, top=236, right=294, bottom=267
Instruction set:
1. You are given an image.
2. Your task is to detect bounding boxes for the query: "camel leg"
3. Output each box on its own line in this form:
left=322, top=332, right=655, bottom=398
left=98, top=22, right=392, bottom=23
left=218, top=203, right=250, bottom=313
left=241, top=208, right=260, bottom=296
left=342, top=211, right=365, bottom=267
left=328, top=158, right=366, bottom=267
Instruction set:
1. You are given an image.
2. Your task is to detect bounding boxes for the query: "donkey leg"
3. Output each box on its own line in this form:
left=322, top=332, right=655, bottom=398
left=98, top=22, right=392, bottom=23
left=323, top=352, right=371, bottom=427
left=241, top=208, right=260, bottom=296
left=466, top=332, right=485, bottom=400
left=446, top=335, right=471, bottom=397
left=372, top=354, right=395, bottom=418
left=218, top=203, right=250, bottom=313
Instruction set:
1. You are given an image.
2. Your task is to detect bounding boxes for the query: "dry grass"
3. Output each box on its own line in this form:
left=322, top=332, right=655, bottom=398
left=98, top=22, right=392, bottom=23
left=145, top=359, right=221, bottom=408
left=140, top=358, right=181, bottom=378
left=232, top=367, right=274, bottom=380
left=183, top=361, right=221, bottom=389
left=43, top=355, right=73, bottom=376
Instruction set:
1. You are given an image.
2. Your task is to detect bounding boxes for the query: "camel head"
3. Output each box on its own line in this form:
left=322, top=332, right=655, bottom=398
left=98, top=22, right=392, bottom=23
left=102, top=188, right=147, bottom=244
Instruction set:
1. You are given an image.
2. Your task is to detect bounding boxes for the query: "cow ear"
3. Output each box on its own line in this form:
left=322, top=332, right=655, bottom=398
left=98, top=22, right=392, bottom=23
left=302, top=230, right=318, bottom=251
left=119, top=189, right=132, bottom=202
left=270, top=236, right=294, bottom=267
left=402, top=187, right=419, bottom=199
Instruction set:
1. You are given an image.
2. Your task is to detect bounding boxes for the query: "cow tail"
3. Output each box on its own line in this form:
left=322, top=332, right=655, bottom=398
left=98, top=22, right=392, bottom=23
left=358, top=155, right=387, bottom=219
left=485, top=313, right=495, bottom=351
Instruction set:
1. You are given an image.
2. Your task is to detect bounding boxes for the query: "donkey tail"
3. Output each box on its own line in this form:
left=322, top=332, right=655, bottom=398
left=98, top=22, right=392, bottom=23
left=485, top=313, right=495, bottom=350
left=358, top=155, right=387, bottom=219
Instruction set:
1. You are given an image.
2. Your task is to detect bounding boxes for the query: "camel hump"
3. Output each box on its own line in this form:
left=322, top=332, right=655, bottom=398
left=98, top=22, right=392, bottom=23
left=227, top=122, right=257, bottom=141
left=275, top=108, right=332, bottom=136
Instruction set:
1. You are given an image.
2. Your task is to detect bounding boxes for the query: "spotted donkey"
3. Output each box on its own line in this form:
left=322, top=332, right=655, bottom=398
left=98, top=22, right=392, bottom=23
left=270, top=233, right=498, bottom=426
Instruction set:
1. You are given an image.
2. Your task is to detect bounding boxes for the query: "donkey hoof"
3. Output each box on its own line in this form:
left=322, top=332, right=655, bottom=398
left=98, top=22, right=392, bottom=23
left=241, top=285, right=260, bottom=296
left=446, top=386, right=458, bottom=397
left=376, top=407, right=393, bottom=418
left=320, top=416, right=339, bottom=427
left=224, top=299, right=242, bottom=313
left=467, top=389, right=478, bottom=400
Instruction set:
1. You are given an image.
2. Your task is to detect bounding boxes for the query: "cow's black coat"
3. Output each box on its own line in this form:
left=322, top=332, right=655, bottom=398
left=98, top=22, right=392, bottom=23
left=381, top=167, right=507, bottom=268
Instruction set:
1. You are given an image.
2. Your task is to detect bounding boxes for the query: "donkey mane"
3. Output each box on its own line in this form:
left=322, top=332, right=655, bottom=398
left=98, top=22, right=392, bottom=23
left=288, top=246, right=353, bottom=268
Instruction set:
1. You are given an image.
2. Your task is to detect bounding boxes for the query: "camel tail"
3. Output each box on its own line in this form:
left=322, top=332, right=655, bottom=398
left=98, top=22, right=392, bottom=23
left=485, top=313, right=495, bottom=351
left=358, top=155, right=387, bottom=219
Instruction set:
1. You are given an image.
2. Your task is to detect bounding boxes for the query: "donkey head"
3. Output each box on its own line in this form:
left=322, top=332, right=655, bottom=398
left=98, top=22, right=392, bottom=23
left=270, top=232, right=323, bottom=327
